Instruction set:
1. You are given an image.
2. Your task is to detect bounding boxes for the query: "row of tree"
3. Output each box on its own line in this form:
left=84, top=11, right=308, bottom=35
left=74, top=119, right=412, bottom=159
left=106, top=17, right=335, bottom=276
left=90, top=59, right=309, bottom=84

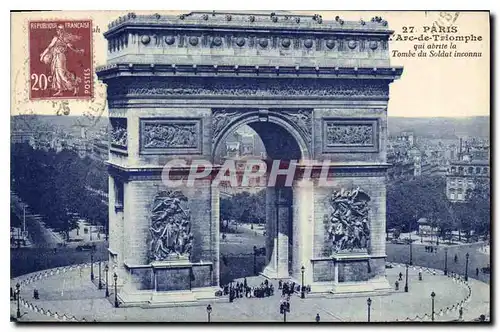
left=387, top=176, right=490, bottom=242
left=11, top=143, right=108, bottom=240
left=220, top=190, right=266, bottom=228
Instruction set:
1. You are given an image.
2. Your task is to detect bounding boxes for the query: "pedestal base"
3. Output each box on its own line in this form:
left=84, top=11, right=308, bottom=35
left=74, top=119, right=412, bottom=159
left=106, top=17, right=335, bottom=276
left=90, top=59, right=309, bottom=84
left=307, top=276, right=392, bottom=296
left=117, top=286, right=223, bottom=308
left=261, top=266, right=290, bottom=280
left=116, top=259, right=220, bottom=308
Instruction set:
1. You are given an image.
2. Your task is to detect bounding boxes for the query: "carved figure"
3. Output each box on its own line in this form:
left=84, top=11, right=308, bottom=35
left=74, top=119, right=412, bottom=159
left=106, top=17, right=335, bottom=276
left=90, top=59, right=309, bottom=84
left=149, top=191, right=194, bottom=261
left=324, top=187, right=370, bottom=252
left=326, top=124, right=373, bottom=146
left=110, top=120, right=127, bottom=148
left=39, top=24, right=84, bottom=96
left=143, top=123, right=197, bottom=148
left=212, top=109, right=241, bottom=143
left=282, top=110, right=312, bottom=144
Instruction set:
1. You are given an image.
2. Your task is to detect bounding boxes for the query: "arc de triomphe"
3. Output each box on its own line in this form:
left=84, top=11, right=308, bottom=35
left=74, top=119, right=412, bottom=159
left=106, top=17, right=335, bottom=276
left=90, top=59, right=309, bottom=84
left=97, top=11, right=403, bottom=305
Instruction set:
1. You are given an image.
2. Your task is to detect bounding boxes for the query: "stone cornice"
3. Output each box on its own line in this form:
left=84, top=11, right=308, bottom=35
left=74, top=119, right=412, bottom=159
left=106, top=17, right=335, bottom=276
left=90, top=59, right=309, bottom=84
left=97, top=64, right=403, bottom=81
left=107, top=162, right=389, bottom=181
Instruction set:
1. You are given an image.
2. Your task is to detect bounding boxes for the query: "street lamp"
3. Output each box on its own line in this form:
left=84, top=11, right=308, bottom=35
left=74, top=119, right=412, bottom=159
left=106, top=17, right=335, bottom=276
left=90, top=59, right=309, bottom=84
left=16, top=282, right=20, bottom=318
left=206, top=304, right=212, bottom=322
left=444, top=247, right=448, bottom=276
left=253, top=246, right=257, bottom=275
left=367, top=298, right=372, bottom=322
left=113, top=272, right=118, bottom=308
left=409, top=240, right=413, bottom=265
left=404, top=264, right=409, bottom=293
left=465, top=253, right=470, bottom=281
left=301, top=266, right=305, bottom=299
left=98, top=261, right=102, bottom=289
left=431, top=291, right=436, bottom=321
left=104, top=264, right=109, bottom=297
left=90, top=245, right=95, bottom=281
left=409, top=219, right=413, bottom=265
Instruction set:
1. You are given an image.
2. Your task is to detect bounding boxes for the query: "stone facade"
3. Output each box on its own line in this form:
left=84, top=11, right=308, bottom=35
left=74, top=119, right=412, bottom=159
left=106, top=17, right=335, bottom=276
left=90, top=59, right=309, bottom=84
left=97, top=11, right=402, bottom=305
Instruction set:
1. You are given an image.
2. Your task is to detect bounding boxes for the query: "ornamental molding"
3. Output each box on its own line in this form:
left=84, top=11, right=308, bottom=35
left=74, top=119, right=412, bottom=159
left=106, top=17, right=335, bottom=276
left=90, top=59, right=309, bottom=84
left=106, top=31, right=389, bottom=54
left=106, top=78, right=390, bottom=99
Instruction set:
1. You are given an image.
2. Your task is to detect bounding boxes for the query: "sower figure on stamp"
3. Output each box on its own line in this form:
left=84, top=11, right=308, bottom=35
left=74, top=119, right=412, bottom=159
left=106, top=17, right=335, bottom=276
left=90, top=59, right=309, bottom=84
left=39, top=24, right=84, bottom=96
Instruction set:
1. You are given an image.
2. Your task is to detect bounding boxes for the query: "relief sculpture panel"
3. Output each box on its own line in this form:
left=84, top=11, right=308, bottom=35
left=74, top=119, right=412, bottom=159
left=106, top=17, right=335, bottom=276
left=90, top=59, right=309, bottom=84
left=148, top=190, right=194, bottom=262
left=140, top=118, right=202, bottom=154
left=324, top=187, right=371, bottom=254
left=110, top=117, right=127, bottom=150
left=322, top=118, right=378, bottom=153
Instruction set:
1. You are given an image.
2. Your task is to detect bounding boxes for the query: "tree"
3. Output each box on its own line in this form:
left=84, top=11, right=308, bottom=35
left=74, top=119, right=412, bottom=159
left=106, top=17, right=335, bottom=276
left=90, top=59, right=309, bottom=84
left=219, top=189, right=266, bottom=227
left=11, top=143, right=109, bottom=238
left=460, top=178, right=490, bottom=239
left=387, top=177, right=452, bottom=236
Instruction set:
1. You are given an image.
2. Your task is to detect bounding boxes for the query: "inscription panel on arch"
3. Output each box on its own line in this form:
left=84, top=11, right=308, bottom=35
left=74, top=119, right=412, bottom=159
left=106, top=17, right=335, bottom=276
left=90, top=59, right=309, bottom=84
left=139, top=118, right=202, bottom=155
left=322, top=118, right=379, bottom=153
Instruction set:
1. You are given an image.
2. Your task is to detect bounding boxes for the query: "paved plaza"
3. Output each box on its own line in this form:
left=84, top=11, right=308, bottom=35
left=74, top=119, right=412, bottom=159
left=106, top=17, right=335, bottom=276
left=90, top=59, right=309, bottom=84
left=11, top=262, right=488, bottom=323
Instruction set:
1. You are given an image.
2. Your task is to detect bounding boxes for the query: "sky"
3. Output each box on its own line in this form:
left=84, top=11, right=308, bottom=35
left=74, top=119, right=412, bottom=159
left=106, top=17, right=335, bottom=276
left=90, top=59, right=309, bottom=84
left=10, top=11, right=490, bottom=118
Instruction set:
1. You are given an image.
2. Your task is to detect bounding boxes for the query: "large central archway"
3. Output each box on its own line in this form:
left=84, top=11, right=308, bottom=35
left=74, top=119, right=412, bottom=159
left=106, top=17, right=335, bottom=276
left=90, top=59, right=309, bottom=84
left=212, top=110, right=309, bottom=282
left=97, top=11, right=403, bottom=305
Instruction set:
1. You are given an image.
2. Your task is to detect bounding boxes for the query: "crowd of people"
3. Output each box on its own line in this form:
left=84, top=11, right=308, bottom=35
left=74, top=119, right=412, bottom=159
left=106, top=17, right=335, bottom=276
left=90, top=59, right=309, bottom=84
left=218, top=278, right=311, bottom=301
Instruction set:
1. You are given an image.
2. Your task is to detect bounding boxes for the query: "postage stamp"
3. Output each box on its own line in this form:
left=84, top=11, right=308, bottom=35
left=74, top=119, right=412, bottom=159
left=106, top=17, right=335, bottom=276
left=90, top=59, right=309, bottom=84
left=28, top=20, right=93, bottom=100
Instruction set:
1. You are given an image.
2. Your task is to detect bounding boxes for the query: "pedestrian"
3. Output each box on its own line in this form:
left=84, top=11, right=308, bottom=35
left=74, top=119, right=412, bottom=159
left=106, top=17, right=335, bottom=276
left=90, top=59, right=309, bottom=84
left=278, top=280, right=282, bottom=290
left=244, top=277, right=247, bottom=289
left=459, top=307, right=463, bottom=320
left=430, top=246, right=434, bottom=253
left=454, top=254, right=458, bottom=263
left=395, top=280, right=399, bottom=291
left=398, top=272, right=403, bottom=281
left=33, top=288, right=39, bottom=300
left=476, top=267, right=479, bottom=276
left=418, top=270, right=423, bottom=281
left=315, top=313, right=320, bottom=323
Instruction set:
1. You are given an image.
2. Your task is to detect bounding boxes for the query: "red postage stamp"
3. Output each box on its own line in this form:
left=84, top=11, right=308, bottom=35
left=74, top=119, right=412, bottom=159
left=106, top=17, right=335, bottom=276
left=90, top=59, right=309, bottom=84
left=29, top=20, right=93, bottom=100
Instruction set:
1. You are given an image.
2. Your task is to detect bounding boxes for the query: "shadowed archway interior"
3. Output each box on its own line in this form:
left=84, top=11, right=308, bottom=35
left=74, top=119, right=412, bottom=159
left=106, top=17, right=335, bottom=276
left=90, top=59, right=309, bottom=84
left=213, top=119, right=304, bottom=281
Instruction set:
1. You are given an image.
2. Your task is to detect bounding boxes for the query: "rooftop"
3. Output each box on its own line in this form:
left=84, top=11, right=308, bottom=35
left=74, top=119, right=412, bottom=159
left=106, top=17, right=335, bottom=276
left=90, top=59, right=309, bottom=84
left=105, top=11, right=392, bottom=36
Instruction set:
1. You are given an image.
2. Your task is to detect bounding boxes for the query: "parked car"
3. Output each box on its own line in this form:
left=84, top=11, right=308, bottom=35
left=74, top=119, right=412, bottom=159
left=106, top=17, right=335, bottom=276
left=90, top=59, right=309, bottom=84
left=76, top=243, right=95, bottom=251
